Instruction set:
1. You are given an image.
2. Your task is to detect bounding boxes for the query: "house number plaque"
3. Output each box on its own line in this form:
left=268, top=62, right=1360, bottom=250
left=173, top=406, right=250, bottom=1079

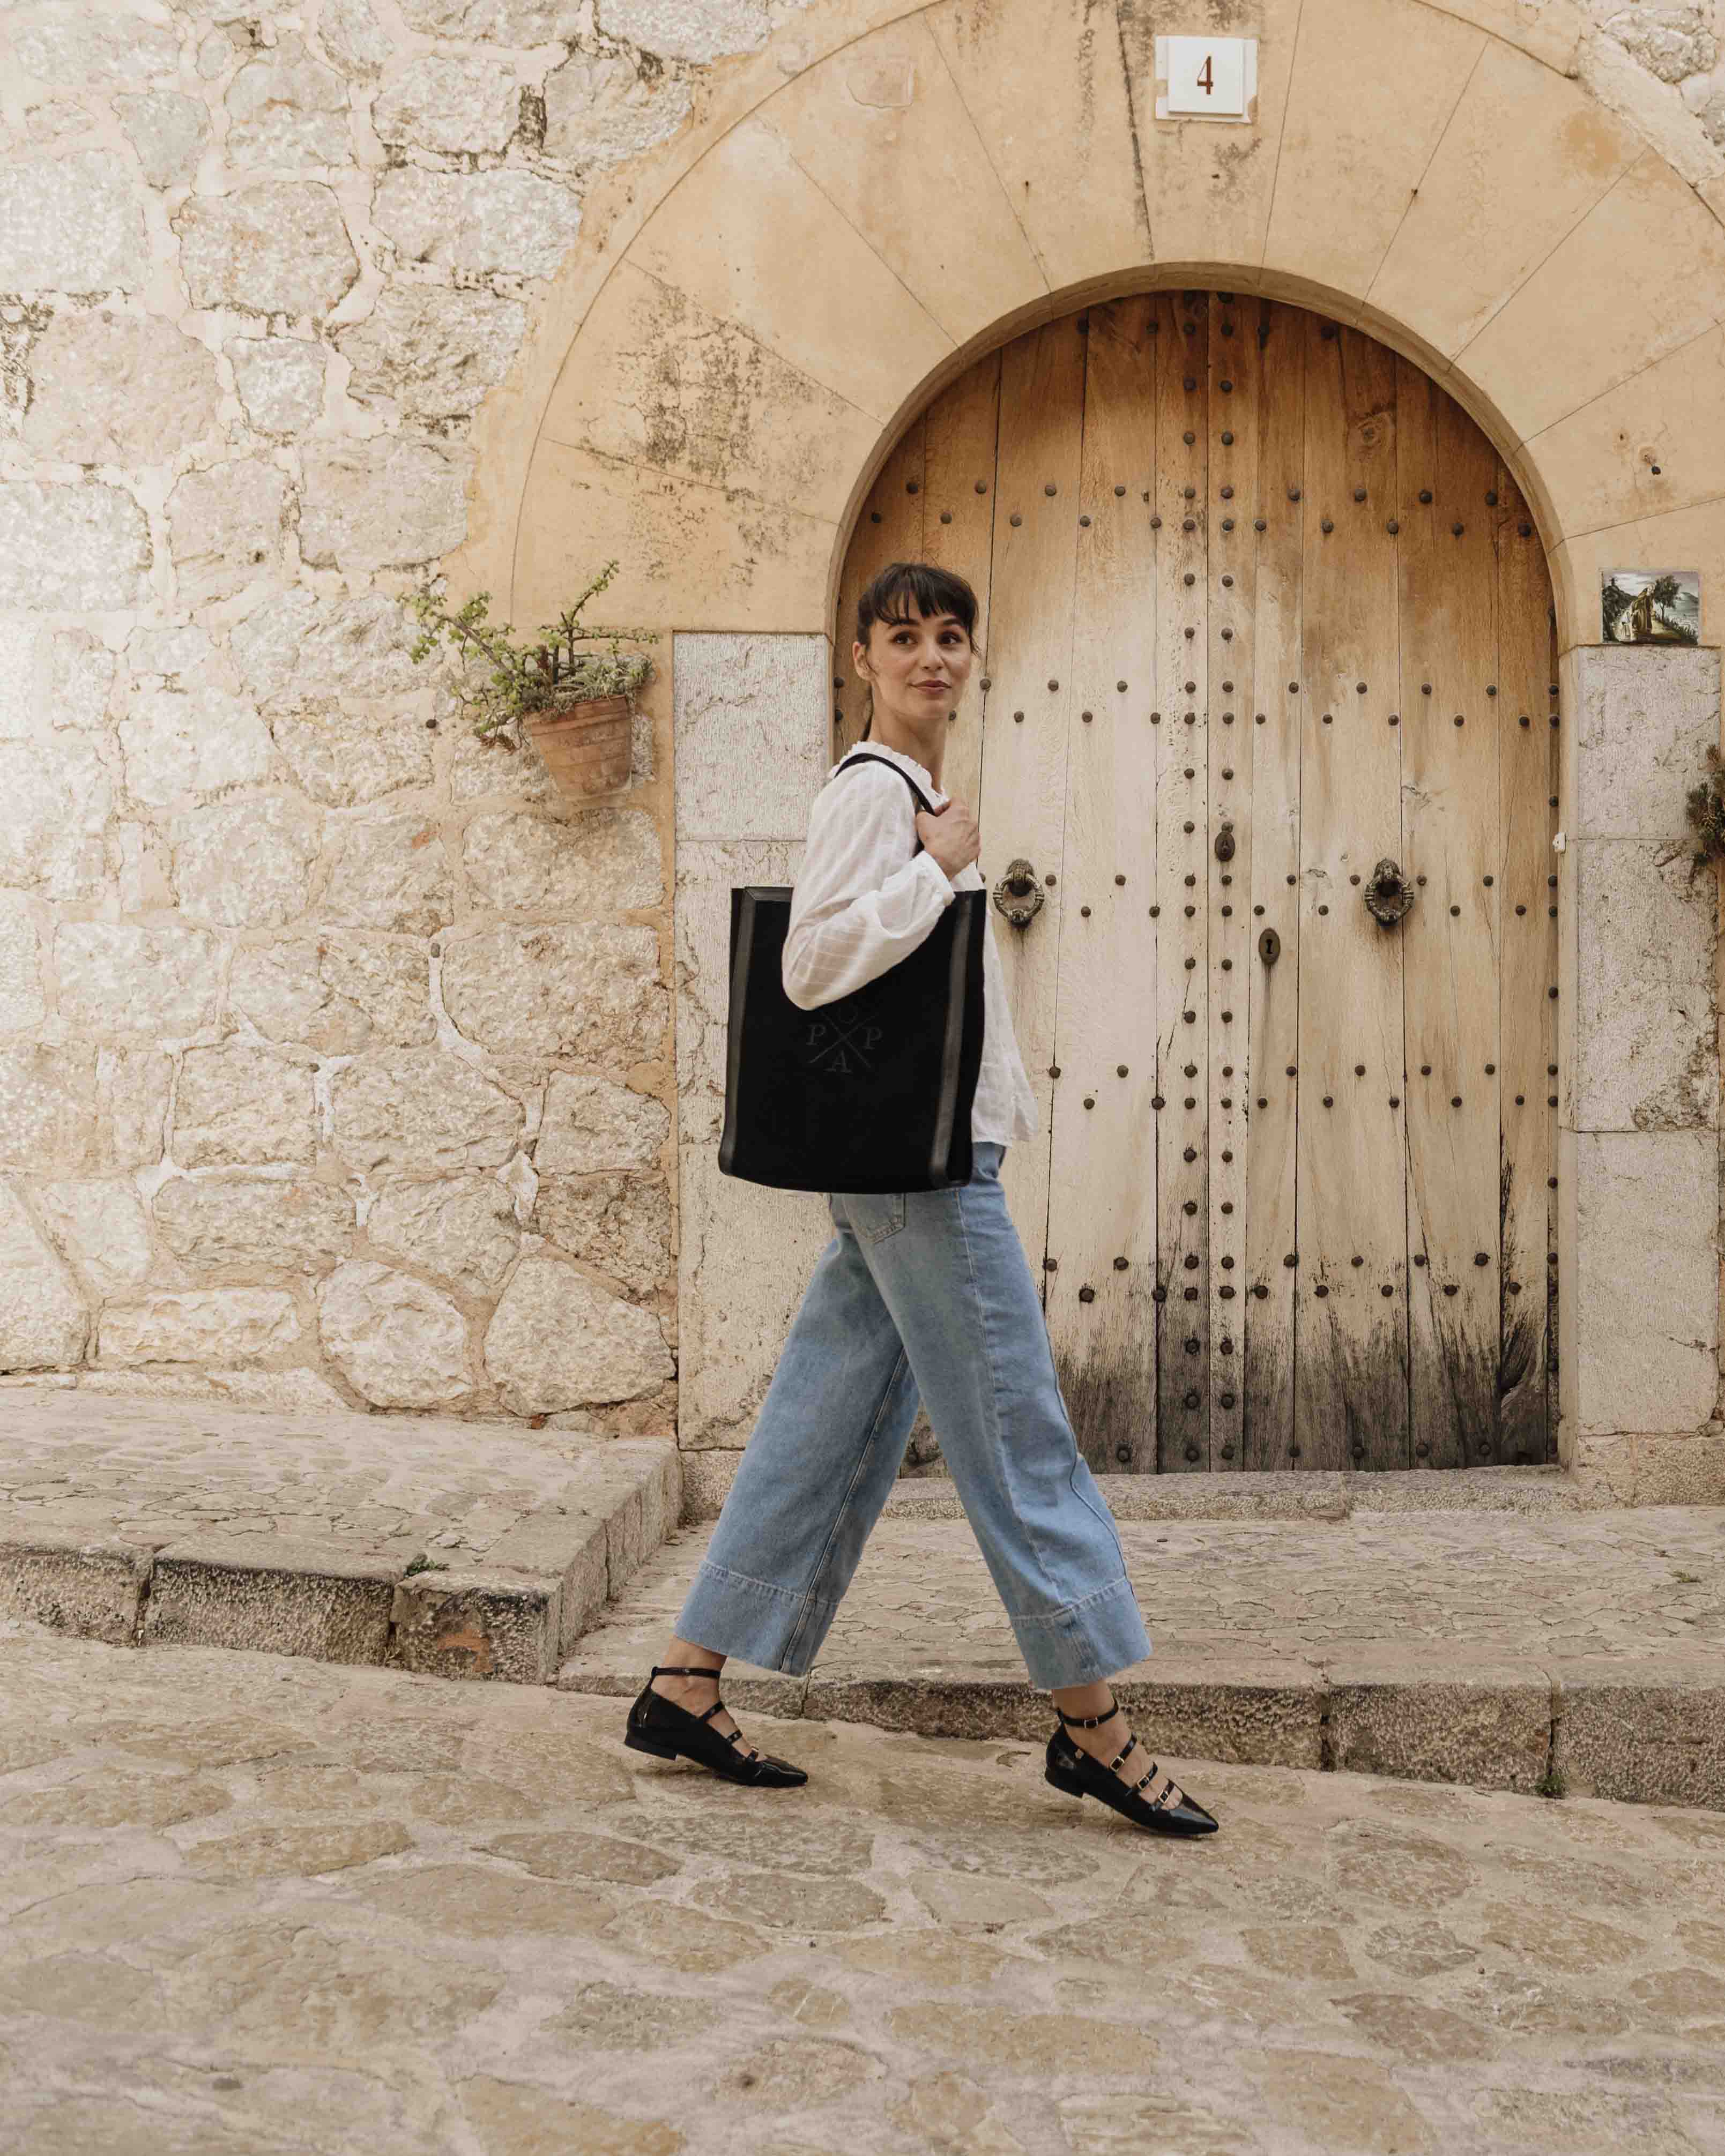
left=1154, top=36, right=1258, bottom=123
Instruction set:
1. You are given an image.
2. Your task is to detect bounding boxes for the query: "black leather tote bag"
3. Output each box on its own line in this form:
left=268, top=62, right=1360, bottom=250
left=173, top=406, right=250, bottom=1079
left=718, top=751, right=986, bottom=1193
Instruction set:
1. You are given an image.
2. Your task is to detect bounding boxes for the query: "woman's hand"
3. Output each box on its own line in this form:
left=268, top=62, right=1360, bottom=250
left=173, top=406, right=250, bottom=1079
left=916, top=796, right=981, bottom=880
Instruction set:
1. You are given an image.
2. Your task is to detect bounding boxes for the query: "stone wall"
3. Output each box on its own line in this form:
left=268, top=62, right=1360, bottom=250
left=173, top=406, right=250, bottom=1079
left=3, top=0, right=1724, bottom=1434
left=0, top=0, right=813, bottom=1421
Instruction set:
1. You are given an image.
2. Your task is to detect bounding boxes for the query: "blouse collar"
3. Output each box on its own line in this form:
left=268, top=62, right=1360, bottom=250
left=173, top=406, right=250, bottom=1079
left=831, top=738, right=948, bottom=805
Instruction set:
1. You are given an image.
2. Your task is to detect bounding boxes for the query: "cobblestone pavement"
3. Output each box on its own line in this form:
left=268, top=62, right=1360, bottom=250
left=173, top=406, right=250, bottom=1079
left=568, top=1506, right=1725, bottom=1678
left=4, top=1620, right=1725, bottom=2155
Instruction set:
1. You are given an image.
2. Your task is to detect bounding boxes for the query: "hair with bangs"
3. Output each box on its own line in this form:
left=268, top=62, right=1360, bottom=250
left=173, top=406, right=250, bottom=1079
left=853, top=561, right=981, bottom=740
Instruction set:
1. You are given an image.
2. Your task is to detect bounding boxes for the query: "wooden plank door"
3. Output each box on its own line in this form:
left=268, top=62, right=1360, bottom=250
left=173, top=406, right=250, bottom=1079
left=832, top=292, right=1559, bottom=1474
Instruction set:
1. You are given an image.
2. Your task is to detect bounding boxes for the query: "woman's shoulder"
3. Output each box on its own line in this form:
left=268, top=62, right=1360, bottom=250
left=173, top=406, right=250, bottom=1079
left=821, top=747, right=945, bottom=812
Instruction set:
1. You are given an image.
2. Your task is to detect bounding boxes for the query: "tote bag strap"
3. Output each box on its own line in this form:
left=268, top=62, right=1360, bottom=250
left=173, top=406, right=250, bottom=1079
left=833, top=748, right=933, bottom=856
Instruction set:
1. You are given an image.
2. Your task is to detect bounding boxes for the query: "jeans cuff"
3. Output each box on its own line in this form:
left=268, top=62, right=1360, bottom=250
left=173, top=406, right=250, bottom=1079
left=672, top=1558, right=835, bottom=1677
left=1007, top=1573, right=1153, bottom=1690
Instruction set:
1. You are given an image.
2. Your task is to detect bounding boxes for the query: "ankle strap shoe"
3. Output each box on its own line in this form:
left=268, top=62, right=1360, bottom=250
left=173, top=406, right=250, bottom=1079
left=1045, top=1695, right=1219, bottom=1836
left=623, top=1666, right=808, bottom=1788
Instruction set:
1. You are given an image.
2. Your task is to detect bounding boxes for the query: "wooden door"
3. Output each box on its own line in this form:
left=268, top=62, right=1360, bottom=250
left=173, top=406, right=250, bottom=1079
left=834, top=291, right=1558, bottom=1475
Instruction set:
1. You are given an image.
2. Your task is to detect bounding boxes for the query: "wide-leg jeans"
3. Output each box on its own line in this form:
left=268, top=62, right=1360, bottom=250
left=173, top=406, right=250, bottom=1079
left=673, top=1140, right=1153, bottom=1690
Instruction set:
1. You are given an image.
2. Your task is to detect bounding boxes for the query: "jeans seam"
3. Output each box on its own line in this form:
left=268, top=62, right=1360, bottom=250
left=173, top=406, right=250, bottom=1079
left=952, top=1177, right=1065, bottom=1613
left=781, top=1341, right=909, bottom=1667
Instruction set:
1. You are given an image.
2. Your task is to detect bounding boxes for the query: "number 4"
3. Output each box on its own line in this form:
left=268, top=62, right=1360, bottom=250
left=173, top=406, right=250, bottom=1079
left=1197, top=53, right=1214, bottom=93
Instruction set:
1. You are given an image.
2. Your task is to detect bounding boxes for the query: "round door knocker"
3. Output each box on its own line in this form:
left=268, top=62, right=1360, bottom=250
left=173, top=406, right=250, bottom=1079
left=1363, top=858, right=1416, bottom=926
left=992, top=856, right=1045, bottom=927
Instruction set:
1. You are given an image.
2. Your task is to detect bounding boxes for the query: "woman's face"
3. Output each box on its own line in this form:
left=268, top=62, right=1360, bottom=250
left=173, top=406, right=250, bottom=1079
left=854, top=601, right=975, bottom=729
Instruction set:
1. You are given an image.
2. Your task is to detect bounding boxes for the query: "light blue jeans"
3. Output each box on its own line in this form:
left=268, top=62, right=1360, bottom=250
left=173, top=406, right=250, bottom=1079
left=674, top=1141, right=1153, bottom=1690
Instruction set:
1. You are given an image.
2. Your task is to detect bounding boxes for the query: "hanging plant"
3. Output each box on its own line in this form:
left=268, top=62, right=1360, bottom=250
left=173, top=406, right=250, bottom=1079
left=1684, top=742, right=1725, bottom=880
left=406, top=560, right=658, bottom=802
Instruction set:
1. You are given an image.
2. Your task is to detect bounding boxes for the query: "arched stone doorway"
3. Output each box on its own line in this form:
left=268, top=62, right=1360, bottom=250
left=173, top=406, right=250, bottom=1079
left=834, top=290, right=1560, bottom=1475
left=477, top=0, right=1723, bottom=1502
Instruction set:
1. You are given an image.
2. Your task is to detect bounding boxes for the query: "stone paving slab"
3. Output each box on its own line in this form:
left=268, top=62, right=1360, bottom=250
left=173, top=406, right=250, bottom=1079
left=5, top=1617, right=1725, bottom=2156
left=560, top=1508, right=1725, bottom=1809
left=680, top=1457, right=1602, bottom=1522
left=0, top=1391, right=680, bottom=1684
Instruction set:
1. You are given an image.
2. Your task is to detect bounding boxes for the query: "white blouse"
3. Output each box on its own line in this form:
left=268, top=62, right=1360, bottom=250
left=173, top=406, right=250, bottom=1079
left=780, top=741, right=1041, bottom=1147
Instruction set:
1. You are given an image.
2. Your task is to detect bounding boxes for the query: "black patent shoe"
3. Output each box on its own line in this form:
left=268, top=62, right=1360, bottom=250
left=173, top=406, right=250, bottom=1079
left=623, top=1665, right=808, bottom=1788
left=1044, top=1696, right=1219, bottom=1836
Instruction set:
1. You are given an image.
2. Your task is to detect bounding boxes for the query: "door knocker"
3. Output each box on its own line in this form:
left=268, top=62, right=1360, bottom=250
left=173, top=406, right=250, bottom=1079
left=992, top=857, right=1045, bottom=927
left=1363, top=859, right=1416, bottom=926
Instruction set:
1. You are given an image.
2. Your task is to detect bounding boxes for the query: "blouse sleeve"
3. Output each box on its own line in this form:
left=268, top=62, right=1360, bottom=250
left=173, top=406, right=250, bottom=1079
left=781, top=763, right=956, bottom=1010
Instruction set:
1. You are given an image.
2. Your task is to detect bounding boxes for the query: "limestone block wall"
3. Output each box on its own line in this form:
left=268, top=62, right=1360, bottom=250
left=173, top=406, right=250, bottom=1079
left=0, top=0, right=816, bottom=1421
left=5, top=0, right=1725, bottom=1438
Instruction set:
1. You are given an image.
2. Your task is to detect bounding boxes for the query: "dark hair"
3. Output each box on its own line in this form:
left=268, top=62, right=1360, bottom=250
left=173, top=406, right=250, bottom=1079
left=853, top=561, right=980, bottom=740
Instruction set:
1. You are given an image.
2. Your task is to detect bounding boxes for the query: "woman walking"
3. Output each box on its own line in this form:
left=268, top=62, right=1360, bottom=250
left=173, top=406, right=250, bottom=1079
left=624, top=561, right=1218, bottom=1838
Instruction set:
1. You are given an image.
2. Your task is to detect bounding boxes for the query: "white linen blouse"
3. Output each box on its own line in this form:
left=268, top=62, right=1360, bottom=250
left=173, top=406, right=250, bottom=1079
left=780, top=740, right=1041, bottom=1147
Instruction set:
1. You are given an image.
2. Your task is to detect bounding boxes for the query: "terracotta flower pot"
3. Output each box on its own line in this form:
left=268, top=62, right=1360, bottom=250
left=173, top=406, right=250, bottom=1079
left=523, top=690, right=634, bottom=802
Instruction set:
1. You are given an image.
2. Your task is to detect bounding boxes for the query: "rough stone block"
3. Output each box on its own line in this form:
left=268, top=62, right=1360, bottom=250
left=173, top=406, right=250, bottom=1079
left=0, top=892, right=43, bottom=1032
left=321, top=0, right=397, bottom=76
left=22, top=309, right=221, bottom=466
left=1566, top=1129, right=1719, bottom=1435
left=229, top=588, right=422, bottom=708
left=542, top=43, right=692, bottom=166
left=482, top=1255, right=673, bottom=1415
left=321, top=812, right=451, bottom=935
left=33, top=1177, right=152, bottom=1297
left=231, top=937, right=434, bottom=1054
left=330, top=1053, right=523, bottom=1174
left=1324, top=1652, right=1553, bottom=1794
left=173, top=1045, right=318, bottom=1169
left=169, top=793, right=321, bottom=928
left=373, top=53, right=521, bottom=155
left=1552, top=1651, right=1725, bottom=1808
left=152, top=1175, right=354, bottom=1273
left=97, top=1289, right=301, bottom=1367
left=535, top=1072, right=669, bottom=1175
left=389, top=1568, right=562, bottom=1683
left=267, top=704, right=435, bottom=809
left=173, top=180, right=360, bottom=318
left=116, top=87, right=209, bottom=187
left=226, top=335, right=328, bottom=436
left=364, top=1175, right=519, bottom=1296
left=0, top=480, right=150, bottom=612
left=440, top=922, right=666, bottom=1065
left=0, top=149, right=148, bottom=294
left=316, top=1260, right=469, bottom=1409
left=145, top=1538, right=397, bottom=1664
left=225, top=34, right=349, bottom=164
left=299, top=437, right=472, bottom=572
left=674, top=633, right=830, bottom=845
left=1569, top=1428, right=1725, bottom=1504
left=167, top=458, right=293, bottom=610
left=604, top=0, right=770, bottom=62
left=1570, top=838, right=1717, bottom=1130
left=371, top=164, right=583, bottom=281
left=0, top=734, right=110, bottom=899
left=1571, top=642, right=1721, bottom=841
left=55, top=922, right=225, bottom=1038
left=529, top=1173, right=670, bottom=1299
left=119, top=686, right=275, bottom=809
left=461, top=805, right=662, bottom=914
left=0, top=1525, right=147, bottom=1645
left=0, top=1182, right=88, bottom=1370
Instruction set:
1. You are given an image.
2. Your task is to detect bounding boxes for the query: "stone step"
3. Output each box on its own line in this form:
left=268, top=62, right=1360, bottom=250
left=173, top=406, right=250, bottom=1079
left=557, top=1506, right=1725, bottom=1811
left=678, top=1456, right=1605, bottom=1524
left=0, top=1389, right=679, bottom=1684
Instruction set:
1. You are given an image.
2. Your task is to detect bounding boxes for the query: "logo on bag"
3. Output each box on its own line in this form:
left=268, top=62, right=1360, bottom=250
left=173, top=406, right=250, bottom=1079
left=803, top=1011, right=885, bottom=1075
